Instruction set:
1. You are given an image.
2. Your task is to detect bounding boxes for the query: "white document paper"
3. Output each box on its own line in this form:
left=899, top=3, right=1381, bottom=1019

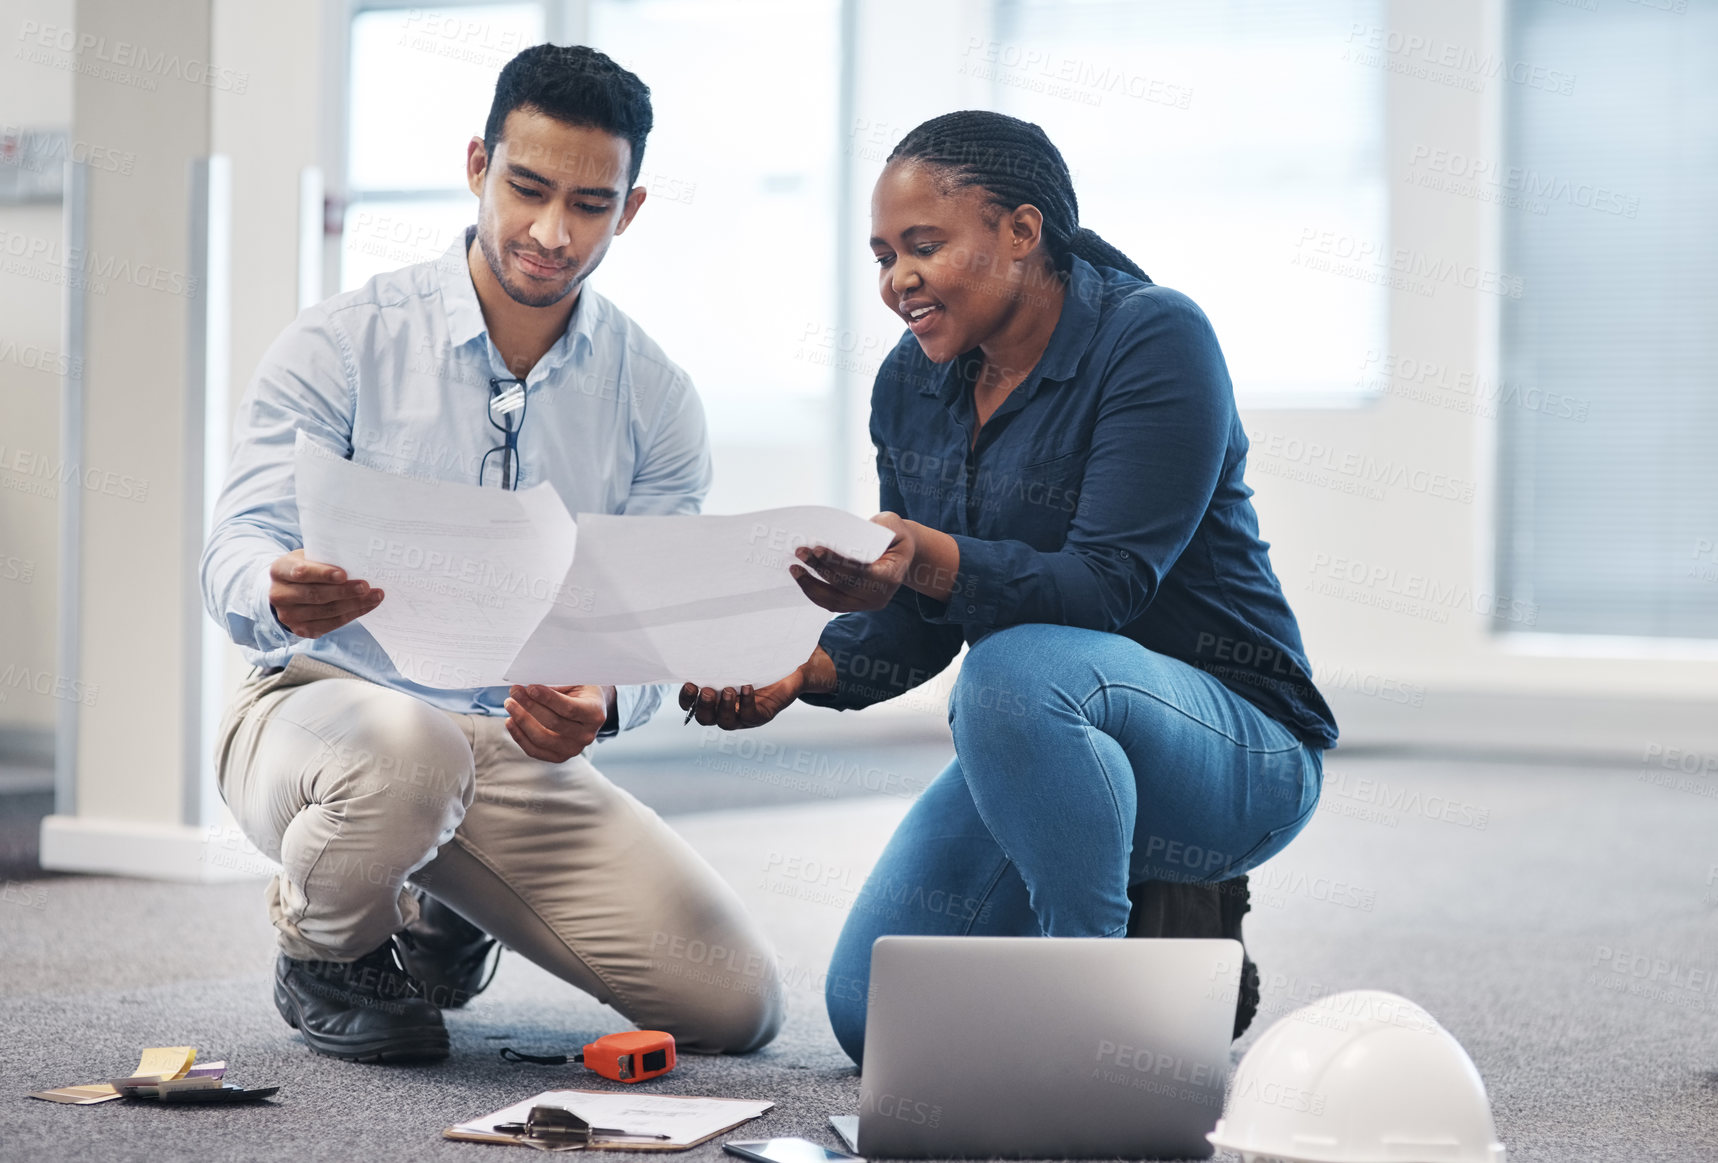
left=295, top=432, right=576, bottom=688
left=505, top=508, right=891, bottom=688
left=293, top=432, right=891, bottom=689
left=450, top=1088, right=773, bottom=1147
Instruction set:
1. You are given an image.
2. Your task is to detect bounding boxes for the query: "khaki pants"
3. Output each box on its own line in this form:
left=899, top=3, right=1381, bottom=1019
left=216, top=656, right=783, bottom=1053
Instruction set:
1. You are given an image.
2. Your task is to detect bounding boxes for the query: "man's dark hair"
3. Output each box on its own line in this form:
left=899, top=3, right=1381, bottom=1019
left=483, top=44, right=653, bottom=187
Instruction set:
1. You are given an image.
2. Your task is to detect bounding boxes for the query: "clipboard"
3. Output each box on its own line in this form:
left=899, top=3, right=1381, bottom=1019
left=445, top=1089, right=774, bottom=1151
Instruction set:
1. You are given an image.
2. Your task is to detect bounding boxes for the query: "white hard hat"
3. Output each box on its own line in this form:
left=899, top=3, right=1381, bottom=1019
left=1208, top=989, right=1506, bottom=1163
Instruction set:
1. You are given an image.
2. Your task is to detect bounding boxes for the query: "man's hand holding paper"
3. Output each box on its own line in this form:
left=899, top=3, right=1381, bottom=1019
left=504, top=682, right=609, bottom=762
left=267, top=549, right=384, bottom=639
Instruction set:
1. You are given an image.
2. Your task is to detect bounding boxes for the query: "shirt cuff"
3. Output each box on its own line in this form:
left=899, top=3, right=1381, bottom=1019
left=606, top=683, right=664, bottom=737
left=914, top=534, right=1005, bottom=627
left=243, top=559, right=299, bottom=653
left=596, top=686, right=621, bottom=739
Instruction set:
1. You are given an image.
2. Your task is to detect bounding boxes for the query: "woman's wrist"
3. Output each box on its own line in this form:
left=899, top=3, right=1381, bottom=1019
left=798, top=646, right=839, bottom=695
left=902, top=520, right=959, bottom=602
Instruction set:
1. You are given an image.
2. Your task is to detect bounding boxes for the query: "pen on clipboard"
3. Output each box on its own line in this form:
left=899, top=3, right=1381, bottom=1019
left=492, top=1122, right=670, bottom=1141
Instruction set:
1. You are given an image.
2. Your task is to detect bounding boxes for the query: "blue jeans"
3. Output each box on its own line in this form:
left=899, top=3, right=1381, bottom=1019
left=824, top=624, right=1324, bottom=1065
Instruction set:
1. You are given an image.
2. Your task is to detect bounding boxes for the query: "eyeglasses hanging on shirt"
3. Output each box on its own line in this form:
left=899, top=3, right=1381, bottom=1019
left=480, top=377, right=528, bottom=489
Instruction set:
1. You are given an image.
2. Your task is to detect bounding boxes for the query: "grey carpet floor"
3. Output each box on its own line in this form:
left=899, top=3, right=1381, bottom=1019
left=3, top=749, right=1717, bottom=1162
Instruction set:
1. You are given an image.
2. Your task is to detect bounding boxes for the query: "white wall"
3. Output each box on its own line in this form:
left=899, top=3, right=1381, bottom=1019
left=1245, top=0, right=1718, bottom=708
left=0, top=0, right=75, bottom=756
left=213, top=0, right=324, bottom=436
left=0, top=0, right=323, bottom=763
left=23, top=0, right=325, bottom=878
left=22, top=0, right=322, bottom=853
left=210, top=0, right=326, bottom=710
left=71, top=0, right=219, bottom=825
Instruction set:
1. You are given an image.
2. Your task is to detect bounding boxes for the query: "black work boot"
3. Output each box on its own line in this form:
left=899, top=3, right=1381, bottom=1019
left=1216, top=876, right=1260, bottom=1039
left=273, top=940, right=449, bottom=1062
left=1126, top=875, right=1261, bottom=1040
left=393, top=895, right=500, bottom=1010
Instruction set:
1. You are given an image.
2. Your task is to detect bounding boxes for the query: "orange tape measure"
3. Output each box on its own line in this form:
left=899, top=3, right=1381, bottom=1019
left=501, top=1030, right=676, bottom=1083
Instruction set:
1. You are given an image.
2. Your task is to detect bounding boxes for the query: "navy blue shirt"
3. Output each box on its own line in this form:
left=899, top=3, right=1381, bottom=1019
left=801, top=256, right=1339, bottom=750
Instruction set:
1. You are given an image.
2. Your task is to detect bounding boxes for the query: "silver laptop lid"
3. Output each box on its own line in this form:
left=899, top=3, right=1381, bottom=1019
left=859, top=936, right=1240, bottom=1160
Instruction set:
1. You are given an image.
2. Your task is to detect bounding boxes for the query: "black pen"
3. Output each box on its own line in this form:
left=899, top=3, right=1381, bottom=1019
left=493, top=1122, right=669, bottom=1140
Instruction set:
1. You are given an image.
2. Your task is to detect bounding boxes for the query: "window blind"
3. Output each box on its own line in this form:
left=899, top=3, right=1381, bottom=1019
left=1497, top=0, right=1718, bottom=637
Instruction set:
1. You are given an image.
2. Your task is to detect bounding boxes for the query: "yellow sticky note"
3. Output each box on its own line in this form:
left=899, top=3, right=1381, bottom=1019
left=26, top=1046, right=198, bottom=1105
left=133, top=1046, right=197, bottom=1081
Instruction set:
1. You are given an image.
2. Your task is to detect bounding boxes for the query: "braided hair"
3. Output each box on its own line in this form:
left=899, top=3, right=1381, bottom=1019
left=886, top=110, right=1148, bottom=283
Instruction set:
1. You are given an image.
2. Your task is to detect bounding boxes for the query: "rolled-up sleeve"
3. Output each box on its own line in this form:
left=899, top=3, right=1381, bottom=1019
left=916, top=294, right=1230, bottom=634
left=800, top=435, right=964, bottom=712
left=200, top=306, right=356, bottom=662
left=608, top=370, right=713, bottom=733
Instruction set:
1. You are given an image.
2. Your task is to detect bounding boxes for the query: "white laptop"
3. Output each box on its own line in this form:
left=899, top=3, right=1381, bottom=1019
left=854, top=936, right=1240, bottom=1159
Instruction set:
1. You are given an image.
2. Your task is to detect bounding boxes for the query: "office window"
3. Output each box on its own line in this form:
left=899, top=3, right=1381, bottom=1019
left=1496, top=1, right=1718, bottom=638
left=342, top=4, right=546, bottom=289
left=584, top=0, right=841, bottom=513
left=988, top=0, right=1388, bottom=405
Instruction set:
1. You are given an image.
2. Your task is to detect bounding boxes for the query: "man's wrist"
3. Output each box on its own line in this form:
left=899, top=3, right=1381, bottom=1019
left=259, top=551, right=310, bottom=644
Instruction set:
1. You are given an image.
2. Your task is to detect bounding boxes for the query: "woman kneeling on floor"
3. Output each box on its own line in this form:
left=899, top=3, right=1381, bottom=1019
left=681, top=110, right=1339, bottom=1066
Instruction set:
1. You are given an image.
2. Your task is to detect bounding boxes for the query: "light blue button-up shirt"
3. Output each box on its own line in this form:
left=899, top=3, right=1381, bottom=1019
left=201, top=226, right=712, bottom=731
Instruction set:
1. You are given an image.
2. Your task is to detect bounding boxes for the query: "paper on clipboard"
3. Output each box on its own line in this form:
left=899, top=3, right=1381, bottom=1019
left=445, top=1089, right=774, bottom=1151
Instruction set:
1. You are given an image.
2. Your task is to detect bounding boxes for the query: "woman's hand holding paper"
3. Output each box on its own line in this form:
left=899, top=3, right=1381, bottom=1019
left=790, top=513, right=918, bottom=613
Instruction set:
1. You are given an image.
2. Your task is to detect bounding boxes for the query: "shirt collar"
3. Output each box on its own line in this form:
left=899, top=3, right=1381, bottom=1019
left=920, top=255, right=1105, bottom=403
left=438, top=226, right=596, bottom=365
left=1031, top=255, right=1104, bottom=388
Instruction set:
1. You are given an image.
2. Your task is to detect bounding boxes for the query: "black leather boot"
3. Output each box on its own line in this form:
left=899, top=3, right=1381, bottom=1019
left=393, top=895, right=500, bottom=1010
left=273, top=940, right=449, bottom=1062
left=1126, top=875, right=1260, bottom=1040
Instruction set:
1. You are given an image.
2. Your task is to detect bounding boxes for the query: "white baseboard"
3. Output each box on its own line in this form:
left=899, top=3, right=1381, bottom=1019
left=1326, top=688, right=1718, bottom=762
left=39, top=814, right=279, bottom=883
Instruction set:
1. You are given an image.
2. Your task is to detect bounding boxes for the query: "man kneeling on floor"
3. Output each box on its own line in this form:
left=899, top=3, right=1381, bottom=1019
left=199, top=44, right=782, bottom=1062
